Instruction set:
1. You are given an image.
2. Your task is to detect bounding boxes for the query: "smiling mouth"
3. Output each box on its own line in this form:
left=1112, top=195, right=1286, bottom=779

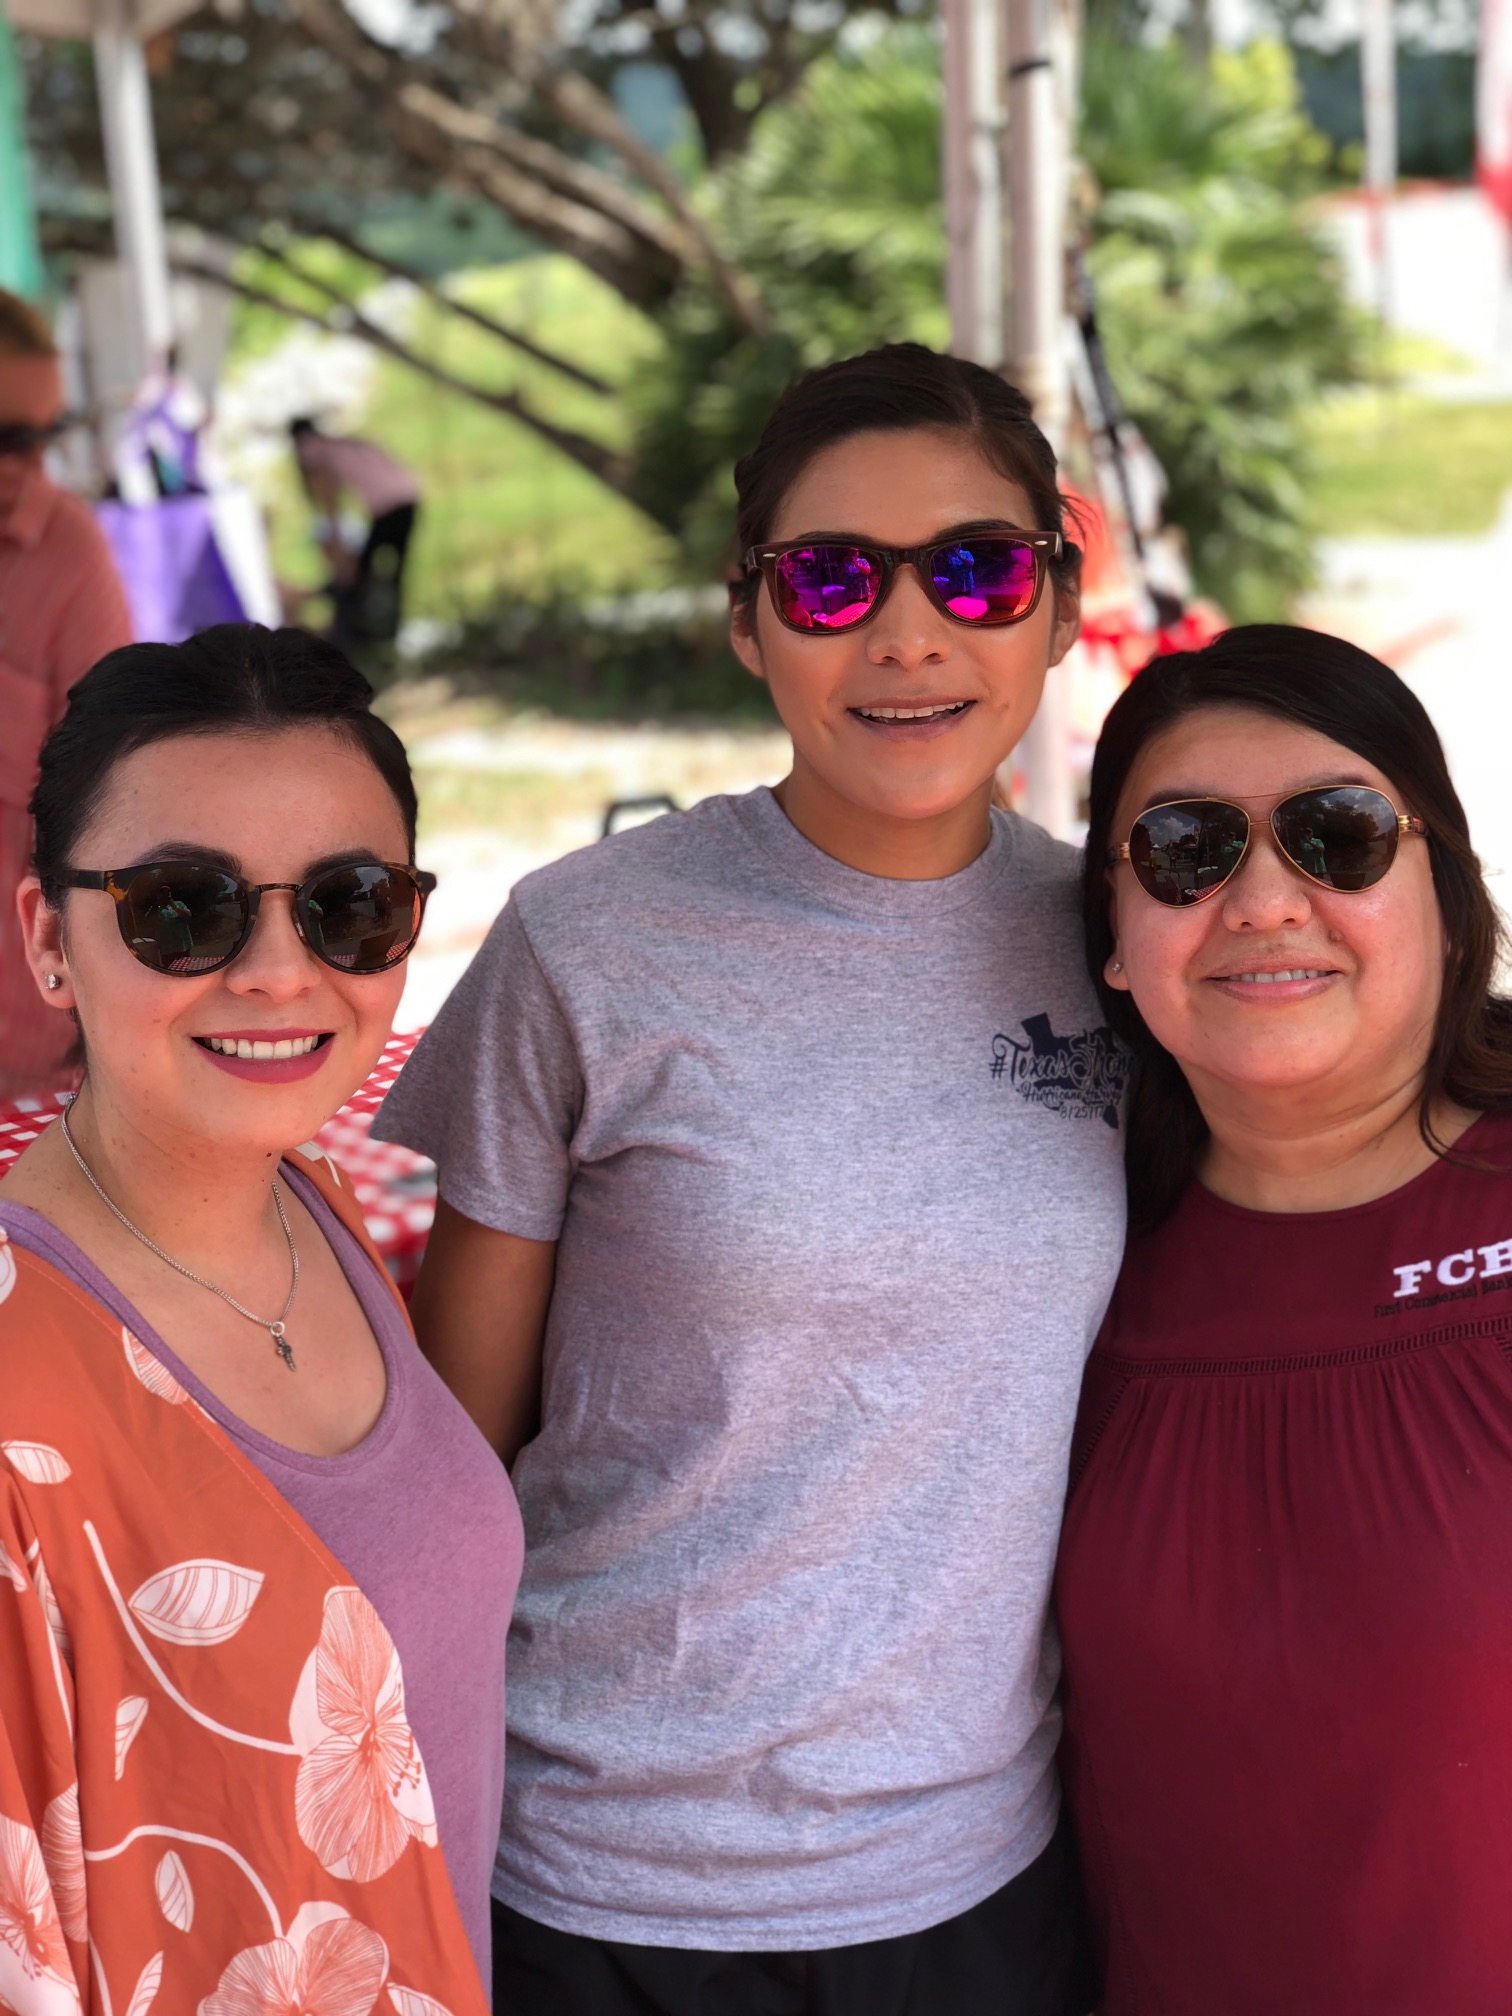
left=850, top=701, right=973, bottom=723
left=1216, top=968, right=1336, bottom=985
left=193, top=1034, right=333, bottom=1061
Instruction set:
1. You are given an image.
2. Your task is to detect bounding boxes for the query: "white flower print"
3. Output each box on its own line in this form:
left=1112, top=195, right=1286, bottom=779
left=289, top=1589, right=437, bottom=1883
left=198, top=1903, right=388, bottom=2016
left=0, top=1813, right=81, bottom=2014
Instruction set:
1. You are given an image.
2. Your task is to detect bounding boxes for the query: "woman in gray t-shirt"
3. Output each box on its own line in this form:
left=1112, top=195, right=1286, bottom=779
left=374, top=342, right=1128, bottom=2016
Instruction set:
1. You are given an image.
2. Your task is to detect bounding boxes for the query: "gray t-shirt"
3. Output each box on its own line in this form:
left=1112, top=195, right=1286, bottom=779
left=374, top=786, right=1128, bottom=1950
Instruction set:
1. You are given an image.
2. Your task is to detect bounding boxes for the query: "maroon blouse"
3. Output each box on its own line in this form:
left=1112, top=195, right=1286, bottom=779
left=1056, top=1111, right=1512, bottom=2016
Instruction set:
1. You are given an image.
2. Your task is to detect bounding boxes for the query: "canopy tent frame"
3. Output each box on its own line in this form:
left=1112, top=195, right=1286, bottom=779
left=3, top=0, right=194, bottom=371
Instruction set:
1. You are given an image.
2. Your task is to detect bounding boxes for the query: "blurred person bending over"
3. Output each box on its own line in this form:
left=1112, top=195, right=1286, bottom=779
left=0, top=289, right=131, bottom=1099
left=290, top=416, right=421, bottom=648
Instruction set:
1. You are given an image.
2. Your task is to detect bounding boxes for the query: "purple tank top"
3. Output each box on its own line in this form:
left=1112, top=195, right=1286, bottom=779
left=0, top=1162, right=522, bottom=1988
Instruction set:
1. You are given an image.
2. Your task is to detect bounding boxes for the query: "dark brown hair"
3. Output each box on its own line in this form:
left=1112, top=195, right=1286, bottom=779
left=1084, top=624, right=1512, bottom=1235
left=0, top=288, right=56, bottom=360
left=32, top=624, right=419, bottom=906
left=731, top=342, right=1081, bottom=623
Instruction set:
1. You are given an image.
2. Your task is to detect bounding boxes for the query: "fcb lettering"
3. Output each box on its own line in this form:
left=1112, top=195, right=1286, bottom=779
left=1391, top=1238, right=1512, bottom=1299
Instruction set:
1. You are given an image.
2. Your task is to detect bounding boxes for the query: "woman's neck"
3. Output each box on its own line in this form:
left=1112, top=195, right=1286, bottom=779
left=774, top=763, right=994, bottom=881
left=49, top=1083, right=292, bottom=1283
left=1195, top=1068, right=1479, bottom=1214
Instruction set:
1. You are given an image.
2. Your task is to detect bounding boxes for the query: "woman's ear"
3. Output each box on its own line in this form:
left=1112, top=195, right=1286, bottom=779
left=728, top=584, right=767, bottom=683
left=1048, top=578, right=1081, bottom=668
left=1103, top=874, right=1130, bottom=991
left=17, top=874, right=74, bottom=1009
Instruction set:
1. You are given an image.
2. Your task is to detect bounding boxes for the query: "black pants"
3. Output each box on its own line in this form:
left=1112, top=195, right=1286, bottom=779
left=492, top=1819, right=1089, bottom=2016
left=332, top=502, right=417, bottom=645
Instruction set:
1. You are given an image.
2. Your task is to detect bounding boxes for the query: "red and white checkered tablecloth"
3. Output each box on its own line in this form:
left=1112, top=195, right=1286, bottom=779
left=0, top=1031, right=435, bottom=1295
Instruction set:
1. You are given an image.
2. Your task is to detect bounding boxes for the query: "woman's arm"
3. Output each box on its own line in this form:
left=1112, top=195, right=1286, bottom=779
left=408, top=1200, right=557, bottom=1467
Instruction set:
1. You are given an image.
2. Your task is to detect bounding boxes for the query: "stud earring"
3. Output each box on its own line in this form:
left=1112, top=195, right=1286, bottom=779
left=46, top=973, right=61, bottom=991
left=1110, top=960, right=1123, bottom=974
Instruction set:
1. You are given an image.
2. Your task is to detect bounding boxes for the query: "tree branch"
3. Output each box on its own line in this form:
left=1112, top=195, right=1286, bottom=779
left=288, top=0, right=768, bottom=335
left=288, top=218, right=614, bottom=395
left=165, top=249, right=658, bottom=514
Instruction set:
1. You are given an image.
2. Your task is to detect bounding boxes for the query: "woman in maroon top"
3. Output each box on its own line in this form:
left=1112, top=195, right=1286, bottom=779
left=1057, top=624, right=1512, bottom=2016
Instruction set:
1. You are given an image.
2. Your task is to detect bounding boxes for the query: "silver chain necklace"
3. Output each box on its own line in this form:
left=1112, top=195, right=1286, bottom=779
left=59, top=1103, right=301, bottom=1372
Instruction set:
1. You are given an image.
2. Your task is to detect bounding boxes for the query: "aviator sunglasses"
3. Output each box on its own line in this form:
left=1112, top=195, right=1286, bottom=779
left=744, top=530, right=1063, bottom=634
left=61, top=859, right=437, bottom=976
left=1109, top=785, right=1427, bottom=907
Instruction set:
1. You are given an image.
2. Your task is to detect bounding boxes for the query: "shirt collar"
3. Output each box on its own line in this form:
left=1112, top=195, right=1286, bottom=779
left=0, top=468, right=59, bottom=551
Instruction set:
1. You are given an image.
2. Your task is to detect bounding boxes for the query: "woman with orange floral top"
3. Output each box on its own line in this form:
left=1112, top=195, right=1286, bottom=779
left=0, top=625, right=519, bottom=2013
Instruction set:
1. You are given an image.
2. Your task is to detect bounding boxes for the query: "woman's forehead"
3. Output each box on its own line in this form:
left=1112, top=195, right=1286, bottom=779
left=770, top=427, right=1036, bottom=545
left=78, top=726, right=407, bottom=860
left=1123, top=708, right=1392, bottom=808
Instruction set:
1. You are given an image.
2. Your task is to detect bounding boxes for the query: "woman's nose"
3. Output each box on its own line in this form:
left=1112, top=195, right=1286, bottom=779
left=864, top=566, right=954, bottom=669
left=1219, top=831, right=1314, bottom=932
left=224, top=890, right=319, bottom=994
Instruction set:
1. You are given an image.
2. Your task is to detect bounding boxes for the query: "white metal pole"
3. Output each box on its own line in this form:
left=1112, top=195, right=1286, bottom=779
left=92, top=0, right=174, bottom=378
left=1360, top=0, right=1397, bottom=329
left=1005, top=0, right=1076, bottom=837
left=942, top=0, right=1007, bottom=366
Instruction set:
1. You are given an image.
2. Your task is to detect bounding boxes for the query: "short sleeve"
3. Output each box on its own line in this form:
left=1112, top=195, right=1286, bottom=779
left=373, top=897, right=581, bottom=1240
left=0, top=1468, right=87, bottom=2006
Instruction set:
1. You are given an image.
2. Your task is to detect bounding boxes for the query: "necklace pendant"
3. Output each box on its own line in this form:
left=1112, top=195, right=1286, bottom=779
left=270, top=1323, right=297, bottom=1373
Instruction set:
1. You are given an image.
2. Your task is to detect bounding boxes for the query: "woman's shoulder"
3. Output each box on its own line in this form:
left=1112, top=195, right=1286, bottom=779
left=995, top=807, right=1083, bottom=899
left=0, top=1219, right=143, bottom=1471
left=512, top=790, right=758, bottom=919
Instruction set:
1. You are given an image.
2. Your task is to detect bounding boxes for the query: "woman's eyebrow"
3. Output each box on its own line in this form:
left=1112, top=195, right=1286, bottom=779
left=120, top=847, right=390, bottom=877
left=300, top=849, right=388, bottom=877
left=1137, top=775, right=1377, bottom=812
left=136, top=842, right=241, bottom=871
left=786, top=517, right=1028, bottom=544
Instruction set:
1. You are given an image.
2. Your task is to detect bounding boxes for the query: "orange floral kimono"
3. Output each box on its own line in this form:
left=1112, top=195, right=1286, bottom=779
left=0, top=1153, right=488, bottom=2016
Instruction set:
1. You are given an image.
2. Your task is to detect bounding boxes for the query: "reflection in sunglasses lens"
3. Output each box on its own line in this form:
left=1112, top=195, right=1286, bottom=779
left=124, top=868, right=245, bottom=974
left=1273, top=788, right=1398, bottom=891
left=774, top=546, right=878, bottom=631
left=307, top=866, right=416, bottom=972
left=1130, top=802, right=1250, bottom=905
left=930, top=539, right=1037, bottom=622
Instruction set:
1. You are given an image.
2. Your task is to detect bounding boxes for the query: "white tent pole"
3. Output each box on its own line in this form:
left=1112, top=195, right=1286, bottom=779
left=92, top=0, right=173, bottom=375
left=1360, top=0, right=1397, bottom=328
left=943, top=0, right=1008, bottom=367
left=1005, top=0, right=1076, bottom=838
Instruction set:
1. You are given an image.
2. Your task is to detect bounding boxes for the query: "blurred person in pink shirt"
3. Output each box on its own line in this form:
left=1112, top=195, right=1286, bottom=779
left=290, top=416, right=421, bottom=648
left=0, top=289, right=132, bottom=1099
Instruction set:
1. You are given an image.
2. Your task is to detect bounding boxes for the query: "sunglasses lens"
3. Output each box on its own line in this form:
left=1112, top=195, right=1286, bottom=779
left=929, top=537, right=1039, bottom=623
left=1128, top=801, right=1251, bottom=906
left=119, top=866, right=247, bottom=974
left=303, top=865, right=422, bottom=973
left=1272, top=787, right=1399, bottom=891
left=771, top=545, right=880, bottom=631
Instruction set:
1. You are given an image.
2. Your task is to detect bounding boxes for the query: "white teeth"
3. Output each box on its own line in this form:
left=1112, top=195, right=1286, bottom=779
left=1229, top=969, right=1327, bottom=985
left=857, top=702, right=966, bottom=722
left=203, top=1034, right=321, bottom=1057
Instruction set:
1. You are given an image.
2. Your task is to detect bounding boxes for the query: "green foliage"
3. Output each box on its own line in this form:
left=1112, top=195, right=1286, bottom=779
left=629, top=25, right=1360, bottom=622
left=1303, top=393, right=1512, bottom=538
left=1081, top=36, right=1364, bottom=620
left=626, top=26, right=949, bottom=565
left=241, top=255, right=677, bottom=623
